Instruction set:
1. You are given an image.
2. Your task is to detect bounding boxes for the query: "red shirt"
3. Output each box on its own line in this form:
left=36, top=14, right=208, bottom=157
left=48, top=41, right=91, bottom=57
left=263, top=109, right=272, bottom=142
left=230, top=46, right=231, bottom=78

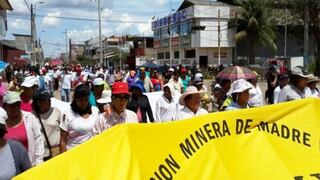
left=5, top=121, right=28, bottom=150
left=20, top=96, right=33, bottom=112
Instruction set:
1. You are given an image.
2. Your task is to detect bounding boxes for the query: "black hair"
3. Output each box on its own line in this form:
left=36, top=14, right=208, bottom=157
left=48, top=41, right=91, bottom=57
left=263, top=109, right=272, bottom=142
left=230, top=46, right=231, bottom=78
left=289, top=75, right=301, bottom=87
left=220, top=79, right=231, bottom=86
left=71, top=84, right=92, bottom=116
left=231, top=93, right=238, bottom=102
left=0, top=125, right=7, bottom=139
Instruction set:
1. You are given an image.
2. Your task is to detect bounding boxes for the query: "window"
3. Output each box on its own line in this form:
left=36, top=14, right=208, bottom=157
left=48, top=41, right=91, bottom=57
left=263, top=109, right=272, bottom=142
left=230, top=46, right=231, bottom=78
left=107, top=41, right=119, bottom=46
left=171, top=25, right=180, bottom=37
left=180, top=21, right=191, bottom=36
left=161, top=27, right=169, bottom=40
left=185, top=49, right=195, bottom=58
left=154, top=30, right=161, bottom=41
left=157, top=52, right=164, bottom=59
left=165, top=52, right=170, bottom=59
left=174, top=51, right=179, bottom=59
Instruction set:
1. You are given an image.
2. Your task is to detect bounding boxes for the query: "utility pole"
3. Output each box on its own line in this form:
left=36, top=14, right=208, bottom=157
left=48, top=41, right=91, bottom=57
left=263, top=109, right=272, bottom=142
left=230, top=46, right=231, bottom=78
left=31, top=3, right=35, bottom=65
left=284, top=7, right=288, bottom=58
left=304, top=4, right=309, bottom=66
left=98, top=0, right=103, bottom=66
left=69, top=38, right=72, bottom=63
left=169, top=24, right=172, bottom=67
left=218, top=9, right=221, bottom=66
left=234, top=13, right=238, bottom=65
left=64, top=29, right=68, bottom=64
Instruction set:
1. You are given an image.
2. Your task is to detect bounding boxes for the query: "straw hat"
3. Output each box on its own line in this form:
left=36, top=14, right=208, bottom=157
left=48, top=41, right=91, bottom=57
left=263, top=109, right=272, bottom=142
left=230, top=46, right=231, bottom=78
left=179, top=86, right=204, bottom=105
left=307, top=74, right=320, bottom=83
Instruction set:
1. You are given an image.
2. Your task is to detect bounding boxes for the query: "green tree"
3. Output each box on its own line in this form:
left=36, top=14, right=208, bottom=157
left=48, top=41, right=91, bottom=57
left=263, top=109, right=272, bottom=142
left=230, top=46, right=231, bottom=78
left=235, top=0, right=277, bottom=64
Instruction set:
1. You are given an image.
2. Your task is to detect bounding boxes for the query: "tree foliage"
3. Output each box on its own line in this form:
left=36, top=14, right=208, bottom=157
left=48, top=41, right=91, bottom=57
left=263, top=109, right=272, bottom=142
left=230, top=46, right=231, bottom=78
left=235, top=0, right=277, bottom=64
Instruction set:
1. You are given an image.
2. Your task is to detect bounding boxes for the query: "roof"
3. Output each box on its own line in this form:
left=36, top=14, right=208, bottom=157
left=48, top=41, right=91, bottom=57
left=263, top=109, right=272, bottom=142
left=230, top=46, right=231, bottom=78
left=0, top=0, right=13, bottom=10
left=2, top=40, right=26, bottom=51
left=177, top=0, right=231, bottom=11
left=12, top=34, right=31, bottom=37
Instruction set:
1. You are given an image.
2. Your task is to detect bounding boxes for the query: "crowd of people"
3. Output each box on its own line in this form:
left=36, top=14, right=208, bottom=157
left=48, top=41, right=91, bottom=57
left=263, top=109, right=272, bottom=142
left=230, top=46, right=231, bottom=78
left=0, top=62, right=319, bottom=179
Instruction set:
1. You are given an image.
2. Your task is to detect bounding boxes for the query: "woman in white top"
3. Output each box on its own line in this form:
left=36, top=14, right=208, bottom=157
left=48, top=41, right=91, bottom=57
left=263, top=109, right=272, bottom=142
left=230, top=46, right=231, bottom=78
left=155, top=83, right=179, bottom=122
left=307, top=75, right=320, bottom=97
left=176, top=86, right=208, bottom=120
left=247, top=74, right=263, bottom=107
left=60, top=84, right=99, bottom=153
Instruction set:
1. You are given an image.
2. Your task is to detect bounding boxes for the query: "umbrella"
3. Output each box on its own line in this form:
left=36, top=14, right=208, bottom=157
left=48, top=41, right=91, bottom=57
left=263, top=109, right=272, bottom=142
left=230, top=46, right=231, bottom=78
left=217, top=66, right=257, bottom=80
left=50, top=59, right=63, bottom=66
left=0, top=60, right=8, bottom=73
left=141, top=62, right=158, bottom=69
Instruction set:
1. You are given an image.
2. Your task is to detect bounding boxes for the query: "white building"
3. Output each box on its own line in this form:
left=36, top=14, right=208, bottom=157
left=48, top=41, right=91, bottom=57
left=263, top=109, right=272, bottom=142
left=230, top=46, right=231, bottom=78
left=152, top=0, right=236, bottom=68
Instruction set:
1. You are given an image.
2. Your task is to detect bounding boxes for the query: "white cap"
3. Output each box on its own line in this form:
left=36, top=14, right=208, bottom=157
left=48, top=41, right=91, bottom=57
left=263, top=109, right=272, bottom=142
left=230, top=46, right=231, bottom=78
left=0, top=107, right=7, bottom=125
left=21, top=76, right=38, bottom=88
left=229, top=79, right=252, bottom=95
left=168, top=68, right=174, bottom=72
left=3, top=91, right=22, bottom=104
left=97, top=90, right=111, bottom=104
left=45, top=62, right=49, bottom=66
left=195, top=73, right=203, bottom=79
left=93, top=78, right=104, bottom=86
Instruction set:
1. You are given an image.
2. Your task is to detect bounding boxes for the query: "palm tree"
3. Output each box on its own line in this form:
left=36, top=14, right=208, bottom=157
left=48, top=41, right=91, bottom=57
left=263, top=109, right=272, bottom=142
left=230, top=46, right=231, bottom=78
left=235, top=0, right=277, bottom=64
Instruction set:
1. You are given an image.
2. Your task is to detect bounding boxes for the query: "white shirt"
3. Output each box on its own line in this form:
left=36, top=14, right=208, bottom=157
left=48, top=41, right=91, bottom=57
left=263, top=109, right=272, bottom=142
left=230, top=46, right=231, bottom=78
left=0, top=144, right=16, bottom=180
left=61, top=73, right=74, bottom=89
left=273, top=86, right=281, bottom=104
left=36, top=107, right=62, bottom=157
left=249, top=84, right=263, bottom=107
left=169, top=78, right=183, bottom=92
left=278, top=84, right=313, bottom=103
left=92, top=109, right=138, bottom=135
left=176, top=106, right=208, bottom=121
left=60, top=106, right=99, bottom=150
left=310, top=89, right=320, bottom=97
left=155, top=95, right=179, bottom=122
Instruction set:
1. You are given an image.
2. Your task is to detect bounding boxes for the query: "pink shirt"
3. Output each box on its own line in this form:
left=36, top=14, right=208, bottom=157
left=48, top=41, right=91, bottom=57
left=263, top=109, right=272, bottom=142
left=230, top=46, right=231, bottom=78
left=20, top=96, right=33, bottom=112
left=5, top=121, right=29, bottom=150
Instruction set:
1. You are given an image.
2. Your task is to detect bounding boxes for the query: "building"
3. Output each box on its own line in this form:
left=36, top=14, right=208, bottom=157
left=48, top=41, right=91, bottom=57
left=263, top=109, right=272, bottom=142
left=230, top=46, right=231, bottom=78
left=152, top=0, right=235, bottom=68
left=70, top=43, right=85, bottom=63
left=0, top=0, right=12, bottom=60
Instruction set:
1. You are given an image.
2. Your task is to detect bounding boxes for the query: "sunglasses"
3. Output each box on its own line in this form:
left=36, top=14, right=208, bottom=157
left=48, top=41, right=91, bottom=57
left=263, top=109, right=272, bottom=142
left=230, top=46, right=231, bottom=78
left=113, top=95, right=130, bottom=101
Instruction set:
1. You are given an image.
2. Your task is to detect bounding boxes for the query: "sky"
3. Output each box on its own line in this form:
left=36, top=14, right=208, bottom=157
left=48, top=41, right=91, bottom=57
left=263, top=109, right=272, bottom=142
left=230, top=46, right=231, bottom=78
left=6, top=0, right=182, bottom=58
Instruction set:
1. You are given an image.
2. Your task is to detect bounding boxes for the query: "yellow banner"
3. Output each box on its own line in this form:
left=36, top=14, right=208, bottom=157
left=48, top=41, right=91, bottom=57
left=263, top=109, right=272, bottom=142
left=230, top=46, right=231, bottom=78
left=14, top=98, right=320, bottom=180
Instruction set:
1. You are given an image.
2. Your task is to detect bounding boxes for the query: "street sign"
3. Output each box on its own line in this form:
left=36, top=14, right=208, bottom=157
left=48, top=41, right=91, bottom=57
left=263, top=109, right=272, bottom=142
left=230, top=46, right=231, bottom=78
left=20, top=54, right=30, bottom=59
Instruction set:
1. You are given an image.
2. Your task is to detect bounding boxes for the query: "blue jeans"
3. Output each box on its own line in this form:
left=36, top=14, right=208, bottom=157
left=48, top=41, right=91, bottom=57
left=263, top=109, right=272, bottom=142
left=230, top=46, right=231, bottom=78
left=61, top=89, right=70, bottom=102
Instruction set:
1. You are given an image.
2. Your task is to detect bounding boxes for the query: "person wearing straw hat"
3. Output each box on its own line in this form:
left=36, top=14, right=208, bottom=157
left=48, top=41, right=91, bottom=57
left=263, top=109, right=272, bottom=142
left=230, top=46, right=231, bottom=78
left=225, top=79, right=252, bottom=111
left=247, top=71, right=263, bottom=107
left=176, top=86, right=208, bottom=120
left=0, top=107, right=31, bottom=179
left=92, top=82, right=138, bottom=135
left=278, top=66, right=313, bottom=103
left=3, top=91, right=45, bottom=166
left=307, top=74, right=320, bottom=97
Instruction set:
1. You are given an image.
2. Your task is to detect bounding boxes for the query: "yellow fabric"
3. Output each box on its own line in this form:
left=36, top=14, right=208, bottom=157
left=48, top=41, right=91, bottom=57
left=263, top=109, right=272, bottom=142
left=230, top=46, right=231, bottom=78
left=14, top=98, right=320, bottom=180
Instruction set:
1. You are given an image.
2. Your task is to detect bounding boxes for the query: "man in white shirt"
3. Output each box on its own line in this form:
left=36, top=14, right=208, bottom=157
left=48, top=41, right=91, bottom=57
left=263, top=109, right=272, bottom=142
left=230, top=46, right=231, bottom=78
left=60, top=68, right=74, bottom=102
left=176, top=86, right=208, bottom=120
left=92, top=82, right=138, bottom=135
left=273, top=74, right=289, bottom=104
left=169, top=71, right=183, bottom=94
left=155, top=83, right=179, bottom=122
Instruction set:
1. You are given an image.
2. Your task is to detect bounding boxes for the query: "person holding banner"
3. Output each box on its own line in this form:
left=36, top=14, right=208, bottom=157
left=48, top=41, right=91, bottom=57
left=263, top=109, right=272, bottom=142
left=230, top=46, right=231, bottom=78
left=155, top=83, right=179, bottom=122
left=306, top=75, right=320, bottom=97
left=225, top=79, right=252, bottom=111
left=278, top=66, right=313, bottom=103
left=59, top=84, right=100, bottom=152
left=176, top=86, right=208, bottom=120
left=92, top=82, right=138, bottom=135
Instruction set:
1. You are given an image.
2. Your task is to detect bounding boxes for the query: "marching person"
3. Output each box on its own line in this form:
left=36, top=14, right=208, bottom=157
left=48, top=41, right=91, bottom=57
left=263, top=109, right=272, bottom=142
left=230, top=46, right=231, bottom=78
left=0, top=107, right=31, bottom=179
left=96, top=90, right=112, bottom=113
left=60, top=67, right=74, bottom=102
left=278, top=66, right=313, bottom=103
left=92, top=82, right=138, bottom=135
left=127, top=80, right=154, bottom=123
left=273, top=74, right=289, bottom=104
left=59, top=84, right=100, bottom=153
left=194, top=76, right=211, bottom=111
left=155, top=83, right=179, bottom=122
left=20, top=76, right=38, bottom=112
left=225, top=79, right=252, bottom=111
left=137, top=69, right=154, bottom=93
left=176, top=86, right=208, bottom=120
left=32, top=89, right=62, bottom=160
left=8, top=73, right=24, bottom=92
left=169, top=70, right=184, bottom=94
left=89, top=78, right=105, bottom=107
left=3, top=91, right=45, bottom=166
left=248, top=72, right=263, bottom=107
left=307, top=75, right=320, bottom=97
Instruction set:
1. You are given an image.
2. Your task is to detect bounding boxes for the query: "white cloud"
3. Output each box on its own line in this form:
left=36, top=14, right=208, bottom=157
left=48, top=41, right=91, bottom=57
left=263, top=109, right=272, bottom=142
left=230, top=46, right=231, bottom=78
left=42, top=11, right=61, bottom=27
left=136, top=21, right=153, bottom=36
left=9, top=19, right=30, bottom=30
left=115, top=13, right=133, bottom=32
